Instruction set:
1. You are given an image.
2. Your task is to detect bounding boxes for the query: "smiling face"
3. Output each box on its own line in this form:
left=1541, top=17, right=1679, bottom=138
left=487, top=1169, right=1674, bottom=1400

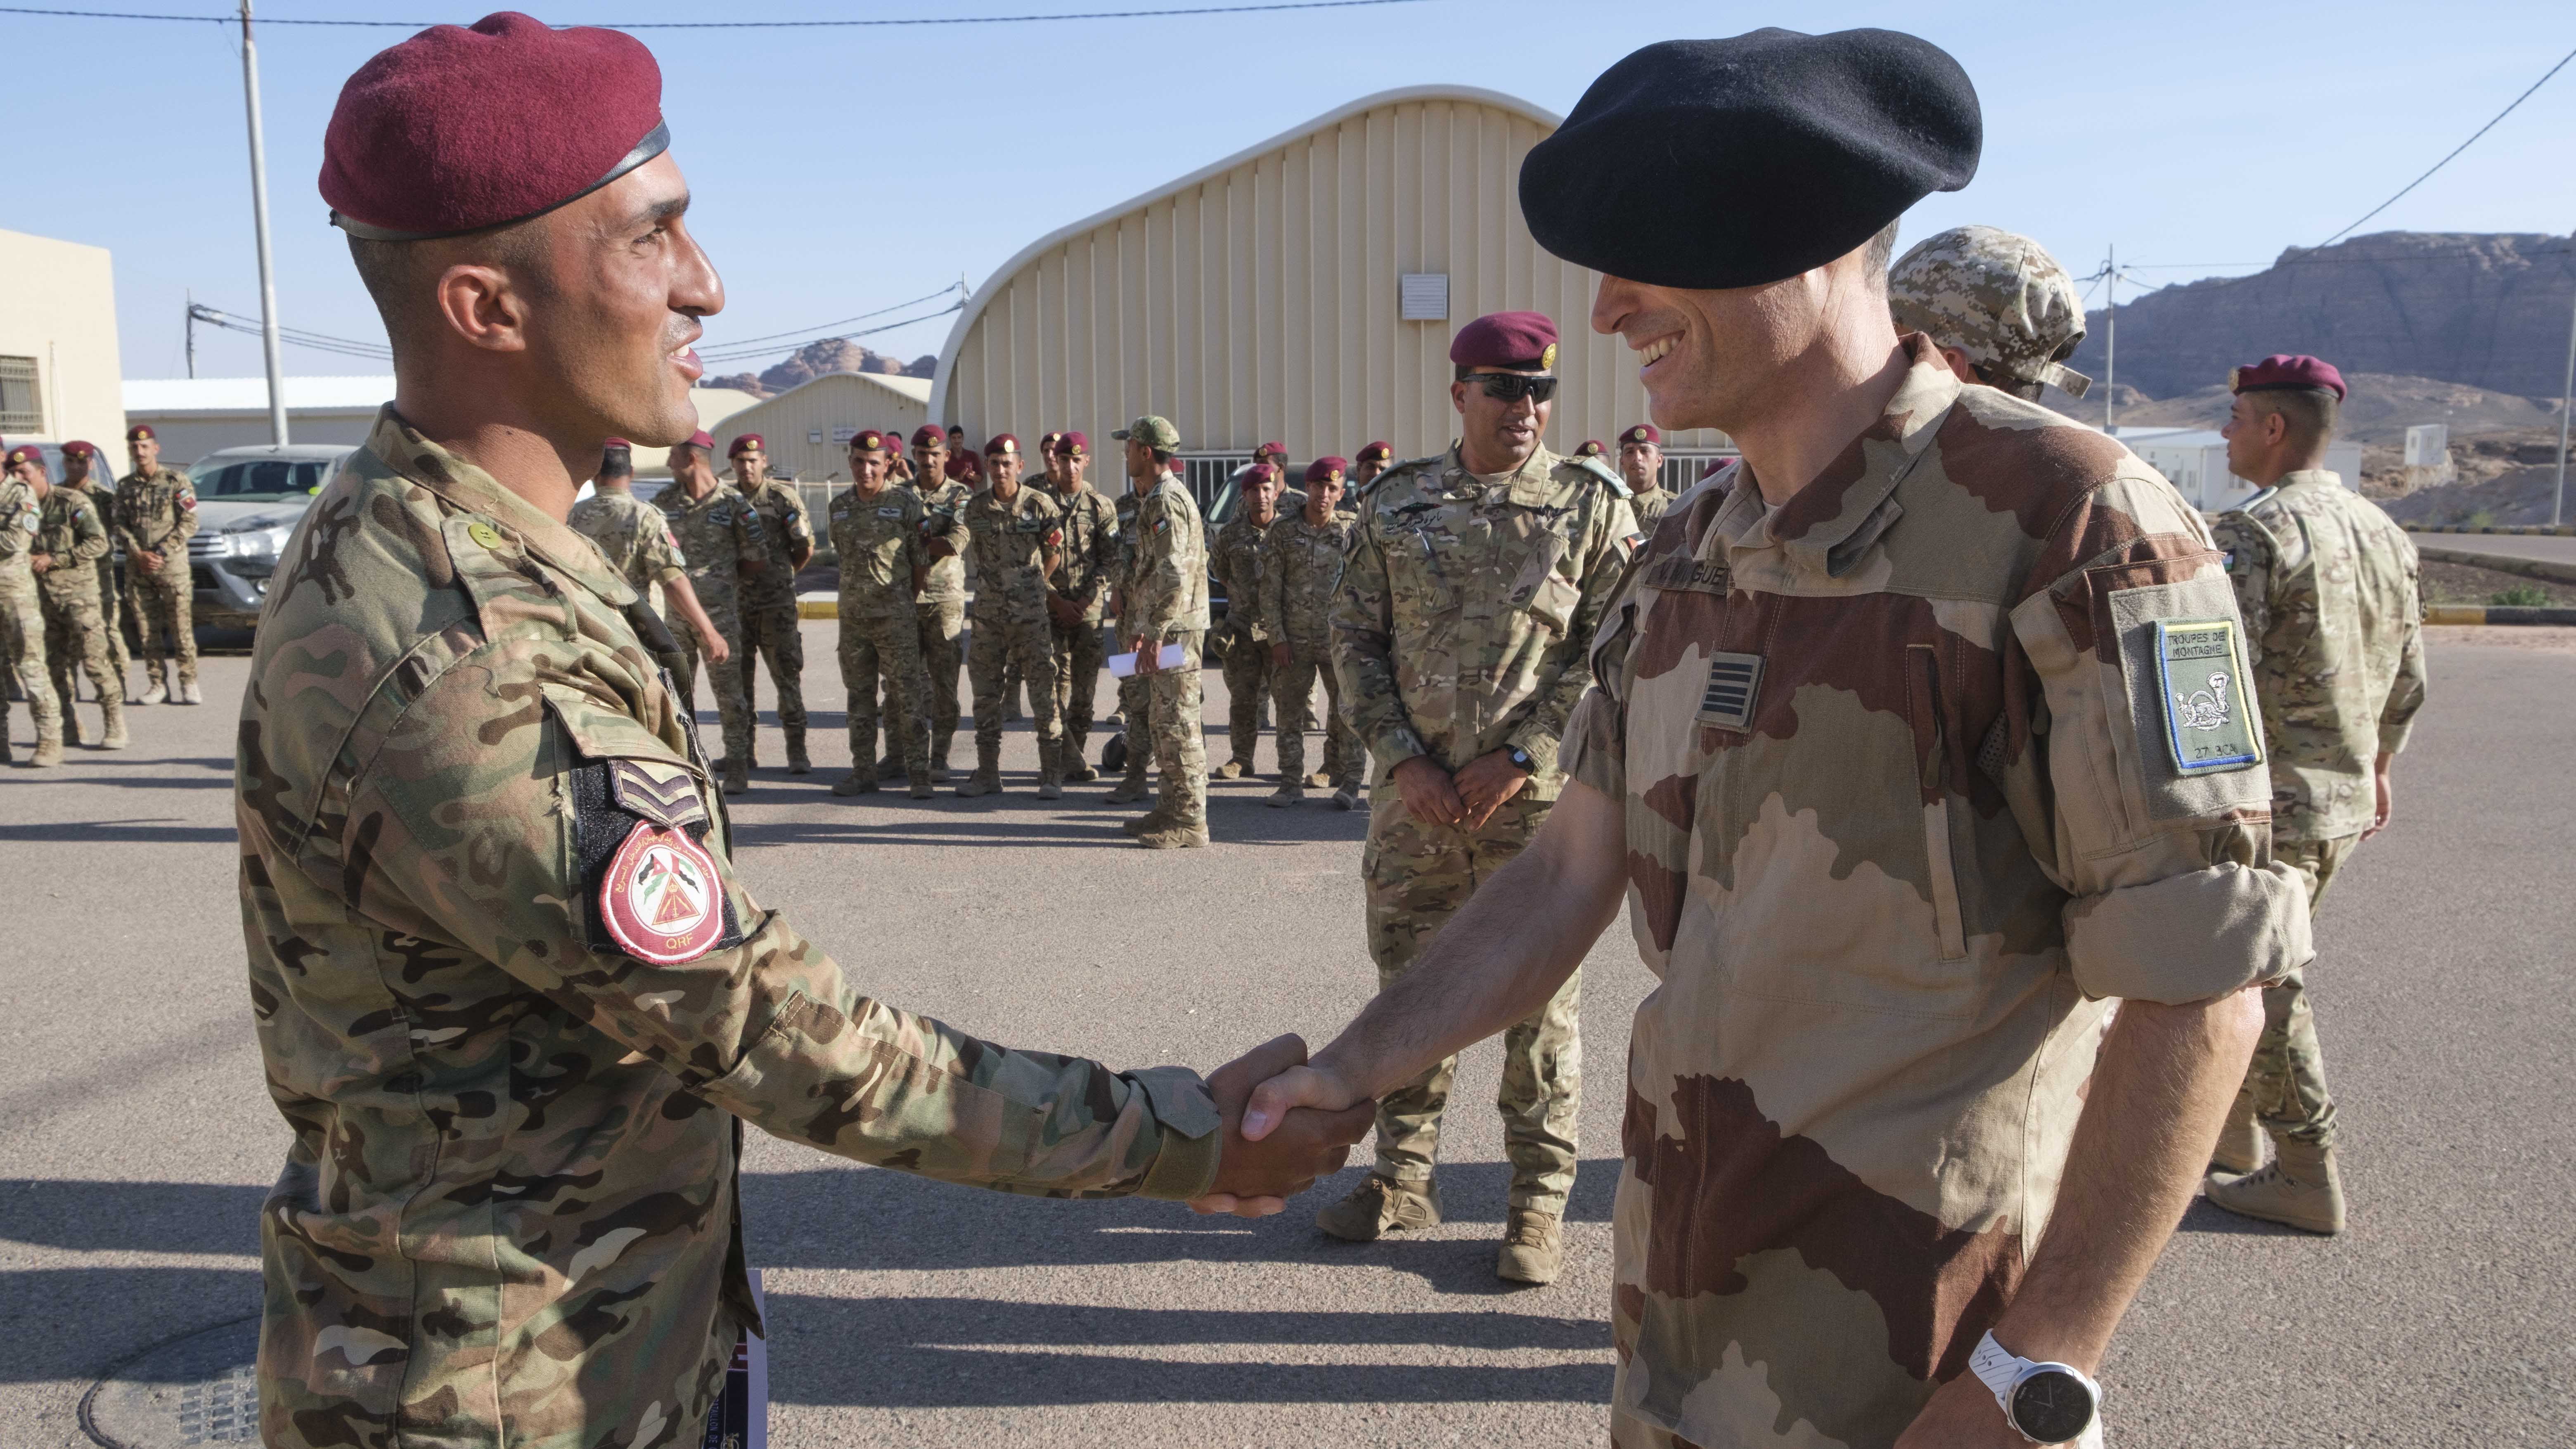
left=1304, top=473, right=1343, bottom=520
left=1593, top=260, right=1866, bottom=435
left=988, top=449, right=1020, bottom=499
left=850, top=444, right=889, bottom=492
left=518, top=152, right=722, bottom=448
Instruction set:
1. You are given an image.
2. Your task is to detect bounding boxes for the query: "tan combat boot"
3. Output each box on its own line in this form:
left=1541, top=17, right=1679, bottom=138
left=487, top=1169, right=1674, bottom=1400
left=2206, top=1137, right=2345, bottom=1234
left=786, top=728, right=810, bottom=775
left=1121, top=801, right=1176, bottom=836
left=1316, top=1174, right=1442, bottom=1243
left=1136, top=818, right=1208, bottom=849
left=1214, top=758, right=1249, bottom=780
left=1307, top=770, right=1333, bottom=788
left=1036, top=741, right=1063, bottom=800
left=1103, top=756, right=1152, bottom=805
left=1267, top=782, right=1305, bottom=808
left=98, top=697, right=129, bottom=751
left=2211, top=1093, right=2264, bottom=1175
left=957, top=746, right=1002, bottom=798
left=29, top=723, right=64, bottom=768
left=1497, top=1208, right=1566, bottom=1285
left=139, top=670, right=168, bottom=706
left=177, top=676, right=203, bottom=705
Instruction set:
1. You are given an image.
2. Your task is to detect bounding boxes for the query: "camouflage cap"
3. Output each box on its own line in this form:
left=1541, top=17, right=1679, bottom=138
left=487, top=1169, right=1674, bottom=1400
left=1111, top=415, right=1182, bottom=451
left=1887, top=225, right=2092, bottom=400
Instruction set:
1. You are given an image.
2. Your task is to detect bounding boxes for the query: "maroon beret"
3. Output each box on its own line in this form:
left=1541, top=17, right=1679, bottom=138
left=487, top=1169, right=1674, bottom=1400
left=1620, top=424, right=1661, bottom=446
left=5, top=443, right=42, bottom=468
left=1450, top=310, right=1558, bottom=371
left=727, top=433, right=764, bottom=456
left=1243, top=463, right=1279, bottom=485
left=1254, top=440, right=1286, bottom=459
left=125, top=423, right=156, bottom=442
left=848, top=429, right=888, bottom=452
left=323, top=13, right=668, bottom=242
left=911, top=425, right=946, bottom=448
left=672, top=430, right=715, bottom=452
left=1038, top=431, right=1063, bottom=451
left=1305, top=456, right=1350, bottom=485
left=62, top=440, right=99, bottom=459
left=1356, top=440, right=1393, bottom=463
left=984, top=433, right=1019, bottom=457
left=2230, top=353, right=2346, bottom=402
left=1055, top=431, right=1089, bottom=457
left=1574, top=438, right=1606, bottom=457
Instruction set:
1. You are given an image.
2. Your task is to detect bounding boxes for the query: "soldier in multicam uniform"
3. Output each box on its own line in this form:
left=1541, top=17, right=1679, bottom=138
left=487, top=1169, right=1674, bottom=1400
left=958, top=433, right=1065, bottom=797
left=1311, top=310, right=1632, bottom=1284
left=15, top=445, right=130, bottom=750
left=569, top=438, right=731, bottom=668
left=0, top=446, right=64, bottom=765
left=1103, top=481, right=1153, bottom=802
left=256, top=22, right=1367, bottom=1447
left=1211, top=461, right=1293, bottom=779
left=1111, top=415, right=1212, bottom=848
left=826, top=429, right=948, bottom=799
left=1244, top=32, right=2312, bottom=1448
left=1258, top=457, right=1360, bottom=809
left=653, top=430, right=767, bottom=793
left=2204, top=355, right=2427, bottom=1236
left=726, top=433, right=816, bottom=774
left=1888, top=223, right=2095, bottom=405
left=112, top=422, right=201, bottom=705
left=907, top=423, right=972, bottom=781
left=58, top=441, right=134, bottom=702
left=1348, top=439, right=1393, bottom=496
left=1614, top=424, right=1677, bottom=529
left=1044, top=429, right=1119, bottom=781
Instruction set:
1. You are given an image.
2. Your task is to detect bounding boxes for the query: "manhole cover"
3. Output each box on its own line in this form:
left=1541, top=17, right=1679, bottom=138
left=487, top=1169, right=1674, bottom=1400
left=81, top=1314, right=263, bottom=1448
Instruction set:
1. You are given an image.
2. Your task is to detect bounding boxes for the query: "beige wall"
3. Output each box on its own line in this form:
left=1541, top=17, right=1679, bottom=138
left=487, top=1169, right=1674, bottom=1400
left=933, top=87, right=1728, bottom=464
left=0, top=228, right=125, bottom=455
left=711, top=373, right=929, bottom=487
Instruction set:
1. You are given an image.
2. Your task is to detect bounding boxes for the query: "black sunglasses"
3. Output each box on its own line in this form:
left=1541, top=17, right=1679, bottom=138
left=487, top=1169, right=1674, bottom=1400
left=1471, top=373, right=1559, bottom=403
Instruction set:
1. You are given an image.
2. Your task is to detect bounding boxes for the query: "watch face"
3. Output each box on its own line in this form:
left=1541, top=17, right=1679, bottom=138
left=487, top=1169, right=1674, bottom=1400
left=2010, top=1370, right=2096, bottom=1444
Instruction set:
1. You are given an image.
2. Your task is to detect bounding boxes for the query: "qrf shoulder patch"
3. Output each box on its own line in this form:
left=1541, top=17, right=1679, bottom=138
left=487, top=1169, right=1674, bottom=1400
left=601, top=823, right=726, bottom=965
left=2154, top=618, right=2263, bottom=774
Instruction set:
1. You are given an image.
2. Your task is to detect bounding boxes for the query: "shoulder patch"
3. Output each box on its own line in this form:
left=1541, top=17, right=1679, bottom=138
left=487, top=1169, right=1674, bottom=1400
left=571, top=758, right=743, bottom=964
left=1569, top=454, right=1631, bottom=497
left=2153, top=619, right=2264, bottom=776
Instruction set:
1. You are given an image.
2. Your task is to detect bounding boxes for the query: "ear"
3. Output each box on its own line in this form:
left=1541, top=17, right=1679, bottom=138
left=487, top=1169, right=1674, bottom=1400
left=1449, top=379, right=1469, bottom=416
left=433, top=262, right=532, bottom=354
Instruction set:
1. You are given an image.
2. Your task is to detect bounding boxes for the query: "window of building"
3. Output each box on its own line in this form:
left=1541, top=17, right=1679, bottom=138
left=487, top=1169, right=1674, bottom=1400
left=0, top=357, right=40, bottom=434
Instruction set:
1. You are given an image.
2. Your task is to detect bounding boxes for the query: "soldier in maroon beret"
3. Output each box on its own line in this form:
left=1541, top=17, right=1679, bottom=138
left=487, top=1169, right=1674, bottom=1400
left=905, top=422, right=972, bottom=775
left=1043, top=427, right=1120, bottom=775
left=1615, top=422, right=1676, bottom=526
left=724, top=429, right=816, bottom=774
left=1350, top=439, right=1395, bottom=499
left=239, top=15, right=1365, bottom=1449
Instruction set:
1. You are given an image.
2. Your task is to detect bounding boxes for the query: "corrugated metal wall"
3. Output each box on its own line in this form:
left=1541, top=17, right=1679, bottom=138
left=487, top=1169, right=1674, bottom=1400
left=935, top=88, right=1728, bottom=462
left=713, top=373, right=930, bottom=486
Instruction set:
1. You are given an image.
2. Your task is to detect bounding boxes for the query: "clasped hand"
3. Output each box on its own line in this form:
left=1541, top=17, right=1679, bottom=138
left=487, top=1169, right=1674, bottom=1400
left=1186, top=1035, right=1375, bottom=1218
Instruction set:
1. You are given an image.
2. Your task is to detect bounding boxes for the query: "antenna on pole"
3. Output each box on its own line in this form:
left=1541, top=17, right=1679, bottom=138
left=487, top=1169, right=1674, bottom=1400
left=2103, top=243, right=2118, bottom=436
left=185, top=290, right=197, bottom=380
left=239, top=0, right=290, bottom=445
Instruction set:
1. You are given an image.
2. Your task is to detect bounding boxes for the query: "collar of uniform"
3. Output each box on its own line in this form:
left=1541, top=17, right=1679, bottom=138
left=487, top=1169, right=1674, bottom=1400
left=2274, top=468, right=2341, bottom=492
left=1440, top=443, right=1558, bottom=504
left=1739, top=334, right=1959, bottom=576
left=362, top=407, right=638, bottom=608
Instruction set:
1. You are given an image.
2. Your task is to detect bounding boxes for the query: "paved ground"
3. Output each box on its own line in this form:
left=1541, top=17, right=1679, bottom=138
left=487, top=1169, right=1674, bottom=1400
left=2, top=622, right=2570, bottom=1447
left=2407, top=530, right=2576, bottom=570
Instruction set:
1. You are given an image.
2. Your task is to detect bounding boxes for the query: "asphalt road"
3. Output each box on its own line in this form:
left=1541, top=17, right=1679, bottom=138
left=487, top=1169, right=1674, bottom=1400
left=2406, top=530, right=2576, bottom=570
left=2, top=623, right=2570, bottom=1447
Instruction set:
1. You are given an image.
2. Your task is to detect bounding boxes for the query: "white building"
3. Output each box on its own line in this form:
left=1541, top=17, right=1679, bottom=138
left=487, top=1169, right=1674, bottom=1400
left=0, top=228, right=126, bottom=455
left=2118, top=428, right=2365, bottom=513
left=933, top=85, right=1729, bottom=499
left=708, top=371, right=931, bottom=492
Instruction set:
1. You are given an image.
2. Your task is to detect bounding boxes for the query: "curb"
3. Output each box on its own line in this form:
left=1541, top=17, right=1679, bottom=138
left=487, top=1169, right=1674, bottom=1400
left=2412, top=546, right=2576, bottom=589
left=798, top=599, right=835, bottom=620
left=2407, top=524, right=2576, bottom=536
left=2425, top=604, right=2576, bottom=626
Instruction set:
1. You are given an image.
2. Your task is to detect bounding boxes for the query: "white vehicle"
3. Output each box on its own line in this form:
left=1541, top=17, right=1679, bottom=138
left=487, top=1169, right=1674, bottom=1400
left=185, top=444, right=359, bottom=630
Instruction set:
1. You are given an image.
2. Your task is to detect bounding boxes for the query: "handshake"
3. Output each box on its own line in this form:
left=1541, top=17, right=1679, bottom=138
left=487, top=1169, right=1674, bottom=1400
left=1184, top=1034, right=1378, bottom=1218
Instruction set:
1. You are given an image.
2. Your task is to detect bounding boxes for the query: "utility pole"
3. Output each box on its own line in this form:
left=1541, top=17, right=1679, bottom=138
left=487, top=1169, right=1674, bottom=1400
left=2555, top=263, right=2573, bottom=529
left=239, top=0, right=290, bottom=445
left=185, top=291, right=196, bottom=379
left=2103, top=243, right=2118, bottom=436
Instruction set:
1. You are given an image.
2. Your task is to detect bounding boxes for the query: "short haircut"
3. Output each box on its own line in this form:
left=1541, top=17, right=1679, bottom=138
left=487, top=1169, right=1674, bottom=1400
left=1151, top=447, right=1177, bottom=464
left=1860, top=220, right=1899, bottom=286
left=2249, top=387, right=2339, bottom=451
left=599, top=444, right=633, bottom=479
left=347, top=217, right=553, bottom=355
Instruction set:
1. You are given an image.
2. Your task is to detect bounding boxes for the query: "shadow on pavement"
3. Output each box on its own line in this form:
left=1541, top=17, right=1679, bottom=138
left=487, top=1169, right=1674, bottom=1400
left=0, top=819, right=236, bottom=843
left=2171, top=1195, right=2321, bottom=1238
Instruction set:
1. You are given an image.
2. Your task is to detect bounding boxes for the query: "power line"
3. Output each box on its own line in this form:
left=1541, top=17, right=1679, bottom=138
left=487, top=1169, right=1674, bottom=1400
left=696, top=301, right=964, bottom=365
left=191, top=303, right=391, bottom=361
left=0, top=0, right=1438, bottom=28
left=2318, top=42, right=2576, bottom=247
left=695, top=283, right=964, bottom=354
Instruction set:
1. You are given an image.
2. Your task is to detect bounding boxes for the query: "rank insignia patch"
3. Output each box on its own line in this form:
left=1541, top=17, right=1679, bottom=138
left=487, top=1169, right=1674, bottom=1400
left=1696, top=650, right=1764, bottom=731
left=2153, top=618, right=2263, bottom=775
left=601, top=822, right=726, bottom=964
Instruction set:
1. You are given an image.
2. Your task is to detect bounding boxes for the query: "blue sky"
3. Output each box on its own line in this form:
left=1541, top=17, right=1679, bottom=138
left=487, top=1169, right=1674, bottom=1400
left=6, top=0, right=2571, bottom=387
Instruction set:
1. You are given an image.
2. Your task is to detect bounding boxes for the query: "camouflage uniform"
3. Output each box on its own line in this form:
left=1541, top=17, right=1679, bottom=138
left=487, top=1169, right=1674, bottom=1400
left=2211, top=469, right=2427, bottom=1148
left=111, top=462, right=200, bottom=692
left=912, top=476, right=973, bottom=769
left=653, top=481, right=765, bottom=770
left=1564, top=338, right=2309, bottom=1447
left=1211, top=499, right=1290, bottom=773
left=961, top=484, right=1065, bottom=783
left=1256, top=507, right=1361, bottom=789
left=0, top=477, right=62, bottom=751
left=1331, top=443, right=1636, bottom=1210
left=1046, top=480, right=1120, bottom=766
left=1122, top=468, right=1210, bottom=828
left=567, top=489, right=686, bottom=618
left=1627, top=484, right=1678, bottom=532
left=239, top=410, right=1223, bottom=1449
left=1110, top=489, right=1149, bottom=786
left=1887, top=225, right=2094, bottom=402
left=66, top=478, right=130, bottom=692
left=736, top=476, right=814, bottom=760
left=828, top=482, right=950, bottom=785
left=37, top=484, right=121, bottom=738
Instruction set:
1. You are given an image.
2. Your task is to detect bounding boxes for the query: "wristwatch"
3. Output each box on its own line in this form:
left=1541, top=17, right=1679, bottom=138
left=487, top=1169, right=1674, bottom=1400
left=1967, top=1331, right=2100, bottom=1445
left=1505, top=745, right=1534, bottom=774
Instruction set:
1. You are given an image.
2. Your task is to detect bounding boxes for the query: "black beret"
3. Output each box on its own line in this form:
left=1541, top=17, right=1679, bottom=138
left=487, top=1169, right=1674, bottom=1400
left=1521, top=29, right=1980, bottom=289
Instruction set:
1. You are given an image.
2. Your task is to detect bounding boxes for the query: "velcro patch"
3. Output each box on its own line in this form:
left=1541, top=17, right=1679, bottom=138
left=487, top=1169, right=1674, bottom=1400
left=1643, top=555, right=1729, bottom=594
left=1696, top=651, right=1764, bottom=731
left=600, top=822, right=727, bottom=965
left=2154, top=619, right=2263, bottom=774
left=609, top=757, right=710, bottom=829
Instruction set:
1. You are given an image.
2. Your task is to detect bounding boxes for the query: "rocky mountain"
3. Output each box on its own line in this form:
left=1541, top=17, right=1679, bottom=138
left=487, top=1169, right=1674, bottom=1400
left=2065, top=232, right=2575, bottom=401
left=697, top=341, right=938, bottom=399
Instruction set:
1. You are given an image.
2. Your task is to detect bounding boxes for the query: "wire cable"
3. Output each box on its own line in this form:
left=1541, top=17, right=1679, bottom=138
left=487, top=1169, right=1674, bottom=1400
left=2318, top=42, right=2576, bottom=246
left=0, top=0, right=1440, bottom=28
left=696, top=301, right=962, bottom=365
left=694, top=283, right=963, bottom=353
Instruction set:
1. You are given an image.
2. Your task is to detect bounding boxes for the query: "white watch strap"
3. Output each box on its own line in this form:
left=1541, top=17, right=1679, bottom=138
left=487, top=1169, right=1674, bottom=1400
left=1968, top=1330, right=2025, bottom=1407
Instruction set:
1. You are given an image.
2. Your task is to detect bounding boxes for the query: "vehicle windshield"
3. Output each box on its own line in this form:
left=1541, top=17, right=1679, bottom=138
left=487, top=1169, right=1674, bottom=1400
left=191, top=457, right=337, bottom=502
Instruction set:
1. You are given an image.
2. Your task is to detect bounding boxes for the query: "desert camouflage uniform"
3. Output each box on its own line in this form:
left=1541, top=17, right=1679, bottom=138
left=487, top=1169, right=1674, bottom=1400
left=1888, top=224, right=2094, bottom=401
left=0, top=478, right=60, bottom=746
left=912, top=476, right=973, bottom=765
left=1256, top=508, right=1361, bottom=789
left=1046, top=480, right=1119, bottom=763
left=736, top=476, right=814, bottom=750
left=567, top=490, right=686, bottom=618
left=66, top=478, right=130, bottom=689
left=239, top=410, right=1223, bottom=1449
left=112, top=462, right=199, bottom=691
left=829, top=482, right=951, bottom=782
left=37, top=485, right=118, bottom=728
left=1212, top=499, right=1291, bottom=772
left=962, top=485, right=1065, bottom=771
left=1331, top=443, right=1636, bottom=1211
left=1627, top=483, right=1678, bottom=532
left=1123, top=470, right=1209, bottom=825
left=2211, top=469, right=2426, bottom=1149
left=1566, top=337, right=2309, bottom=1447
left=653, top=482, right=765, bottom=768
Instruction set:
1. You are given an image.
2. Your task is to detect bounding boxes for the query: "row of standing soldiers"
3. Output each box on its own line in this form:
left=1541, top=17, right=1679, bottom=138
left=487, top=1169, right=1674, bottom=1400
left=1, top=426, right=208, bottom=767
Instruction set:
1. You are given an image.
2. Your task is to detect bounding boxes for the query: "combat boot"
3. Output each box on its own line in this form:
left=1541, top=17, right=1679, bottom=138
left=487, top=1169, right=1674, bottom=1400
left=1497, top=1208, right=1566, bottom=1285
left=930, top=734, right=956, bottom=784
left=1036, top=741, right=1064, bottom=800
left=29, top=725, right=64, bottom=768
left=0, top=729, right=10, bottom=765
left=908, top=770, right=935, bottom=800
left=1316, top=1174, right=1442, bottom=1243
left=1063, top=733, right=1098, bottom=782
left=1267, top=782, right=1305, bottom=808
left=1307, top=770, right=1333, bottom=788
left=98, top=698, right=128, bottom=751
left=2211, top=1093, right=2263, bottom=1175
left=1214, top=758, right=1250, bottom=780
left=177, top=677, right=203, bottom=705
left=2206, top=1137, right=2345, bottom=1234
left=1136, top=820, right=1209, bottom=849
left=875, top=753, right=906, bottom=781
left=1103, top=759, right=1152, bottom=805
left=139, top=672, right=167, bottom=706
left=1121, top=802, right=1176, bottom=836
left=723, top=759, right=751, bottom=796
left=786, top=729, right=810, bottom=776
left=958, top=746, right=1003, bottom=798
left=1332, top=786, right=1360, bottom=812
left=830, top=763, right=878, bottom=796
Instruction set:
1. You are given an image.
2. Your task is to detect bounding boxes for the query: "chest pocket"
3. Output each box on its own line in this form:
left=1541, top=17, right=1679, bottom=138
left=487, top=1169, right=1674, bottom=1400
left=1384, top=509, right=1459, bottom=617
left=1506, top=527, right=1582, bottom=634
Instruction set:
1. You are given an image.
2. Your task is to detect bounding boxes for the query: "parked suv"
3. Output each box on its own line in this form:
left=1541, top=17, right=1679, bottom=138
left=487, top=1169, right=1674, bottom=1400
left=187, top=444, right=358, bottom=630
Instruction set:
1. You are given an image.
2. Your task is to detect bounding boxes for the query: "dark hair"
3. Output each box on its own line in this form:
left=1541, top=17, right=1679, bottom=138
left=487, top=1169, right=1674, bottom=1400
left=1861, top=219, right=1899, bottom=285
left=2249, top=387, right=2339, bottom=450
left=1151, top=447, right=1177, bottom=464
left=346, top=217, right=552, bottom=355
left=599, top=444, right=633, bottom=480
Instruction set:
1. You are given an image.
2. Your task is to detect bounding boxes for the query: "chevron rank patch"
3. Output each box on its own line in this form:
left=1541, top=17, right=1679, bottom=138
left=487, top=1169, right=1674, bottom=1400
left=1696, top=651, right=1764, bottom=731
left=2154, top=618, right=2263, bottom=775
